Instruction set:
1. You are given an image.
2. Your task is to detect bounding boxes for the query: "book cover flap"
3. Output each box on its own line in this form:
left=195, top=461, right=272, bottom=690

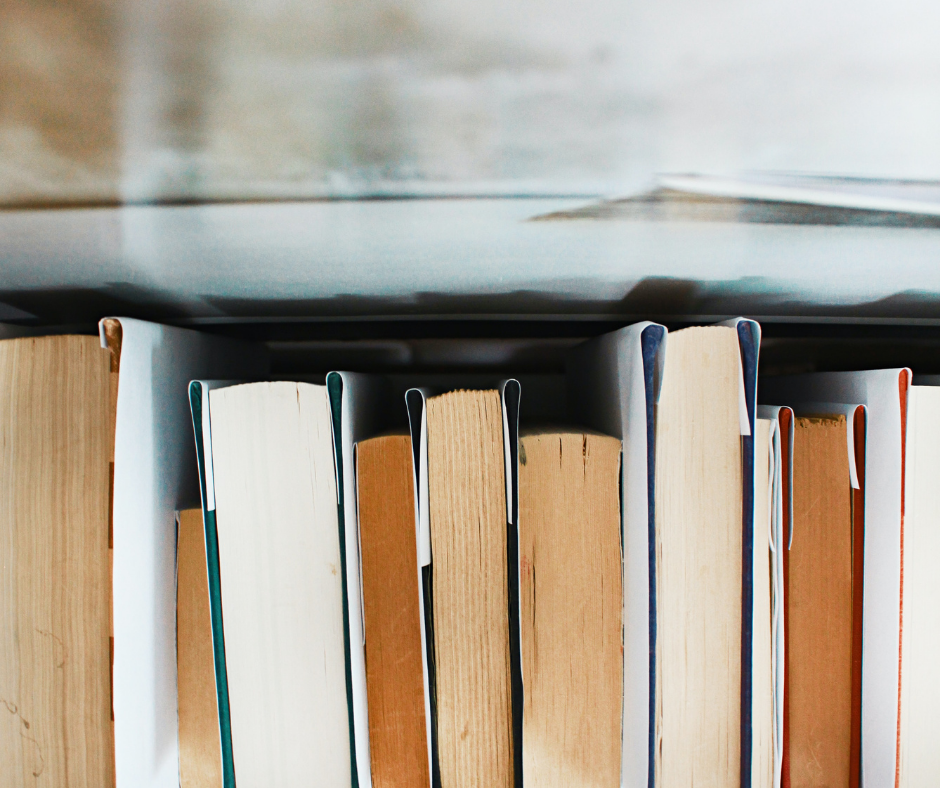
left=327, top=371, right=392, bottom=788
left=101, top=317, right=265, bottom=788
left=406, top=387, right=438, bottom=788
left=760, top=368, right=910, bottom=788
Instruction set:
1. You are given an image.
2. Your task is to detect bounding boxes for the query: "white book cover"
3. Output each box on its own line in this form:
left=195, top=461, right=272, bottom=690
left=100, top=318, right=266, bottom=788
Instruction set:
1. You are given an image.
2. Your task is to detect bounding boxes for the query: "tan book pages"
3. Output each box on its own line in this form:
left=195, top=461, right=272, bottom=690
left=898, top=386, right=940, bottom=787
left=788, top=415, right=853, bottom=788
left=519, top=431, right=623, bottom=788
left=654, top=325, right=743, bottom=788
left=357, top=434, right=429, bottom=788
left=176, top=508, right=222, bottom=788
left=427, top=389, right=513, bottom=788
left=0, top=335, right=113, bottom=788
left=752, top=418, right=774, bottom=788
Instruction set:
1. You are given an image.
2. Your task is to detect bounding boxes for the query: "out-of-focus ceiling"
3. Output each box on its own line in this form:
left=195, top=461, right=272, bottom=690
left=3, top=0, right=940, bottom=206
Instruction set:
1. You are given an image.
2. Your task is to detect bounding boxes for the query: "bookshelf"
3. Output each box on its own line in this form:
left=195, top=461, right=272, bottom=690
left=5, top=1, right=940, bottom=783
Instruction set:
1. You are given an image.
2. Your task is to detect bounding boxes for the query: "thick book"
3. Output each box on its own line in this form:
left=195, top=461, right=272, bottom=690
left=897, top=383, right=940, bottom=785
left=756, top=405, right=794, bottom=788
left=518, top=429, right=623, bottom=788
left=208, top=381, right=351, bottom=787
left=0, top=335, right=112, bottom=787
left=356, top=433, right=430, bottom=788
left=566, top=321, right=667, bottom=788
left=100, top=318, right=265, bottom=788
left=762, top=370, right=910, bottom=787
left=781, top=409, right=865, bottom=788
left=653, top=324, right=758, bottom=787
left=405, top=383, right=522, bottom=788
left=190, top=375, right=379, bottom=788
left=571, top=319, right=760, bottom=788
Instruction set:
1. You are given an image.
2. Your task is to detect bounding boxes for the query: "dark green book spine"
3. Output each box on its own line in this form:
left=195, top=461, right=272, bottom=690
left=327, top=372, right=360, bottom=788
left=189, top=382, right=236, bottom=788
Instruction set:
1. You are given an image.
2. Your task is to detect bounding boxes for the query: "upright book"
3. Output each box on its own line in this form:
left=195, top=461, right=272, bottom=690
left=101, top=318, right=265, bottom=788
left=176, top=507, right=223, bottom=788
left=208, top=381, right=352, bottom=787
left=654, top=324, right=756, bottom=787
left=782, top=408, right=865, bottom=788
left=190, top=375, right=378, bottom=788
left=357, top=433, right=430, bottom=788
left=568, top=320, right=767, bottom=788
left=0, top=335, right=112, bottom=787
left=566, top=321, right=667, bottom=788
left=897, top=381, right=940, bottom=786
left=756, top=404, right=794, bottom=788
left=406, top=383, right=522, bottom=788
left=763, top=369, right=910, bottom=787
left=518, top=429, right=623, bottom=788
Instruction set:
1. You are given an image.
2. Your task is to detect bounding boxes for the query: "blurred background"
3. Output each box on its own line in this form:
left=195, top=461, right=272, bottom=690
left=4, top=0, right=940, bottom=206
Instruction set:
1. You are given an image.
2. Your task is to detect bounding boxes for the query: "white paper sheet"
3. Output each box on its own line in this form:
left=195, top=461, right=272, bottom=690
left=101, top=318, right=266, bottom=788
left=761, top=369, right=911, bottom=788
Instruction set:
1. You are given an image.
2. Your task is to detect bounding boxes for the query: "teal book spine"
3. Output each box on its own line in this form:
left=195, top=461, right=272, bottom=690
left=189, top=382, right=236, bottom=788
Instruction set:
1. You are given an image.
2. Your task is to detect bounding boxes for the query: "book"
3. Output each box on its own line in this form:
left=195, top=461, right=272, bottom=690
left=100, top=318, right=265, bottom=788
left=518, top=429, right=623, bottom=788
left=566, top=321, right=667, bottom=788
left=898, top=384, right=940, bottom=785
left=356, top=433, right=430, bottom=788
left=206, top=381, right=352, bottom=788
left=424, top=388, right=516, bottom=788
left=327, top=370, right=393, bottom=788
left=0, top=335, right=112, bottom=786
left=176, top=508, right=223, bottom=788
left=762, top=370, right=910, bottom=787
left=752, top=417, right=774, bottom=788
left=653, top=323, right=758, bottom=787
left=567, top=319, right=761, bottom=788
left=756, top=404, right=794, bottom=788
left=190, top=375, right=379, bottom=788
left=784, top=412, right=864, bottom=788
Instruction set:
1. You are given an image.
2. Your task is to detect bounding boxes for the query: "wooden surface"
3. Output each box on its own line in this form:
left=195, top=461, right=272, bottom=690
left=427, top=390, right=513, bottom=788
left=518, top=431, right=622, bottom=788
left=176, top=508, right=222, bottom=788
left=357, top=434, right=429, bottom=788
left=0, top=335, right=113, bottom=787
